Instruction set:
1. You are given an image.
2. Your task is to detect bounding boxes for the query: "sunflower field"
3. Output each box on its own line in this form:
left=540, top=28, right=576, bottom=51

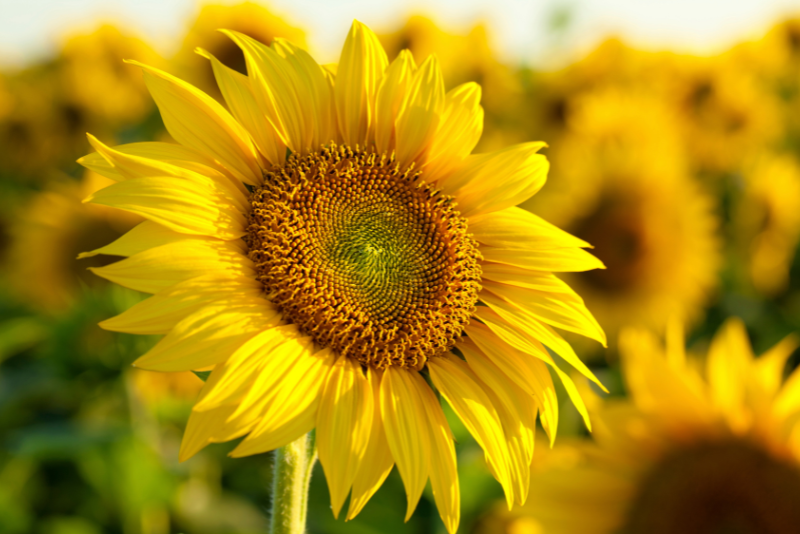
left=1, top=3, right=799, bottom=534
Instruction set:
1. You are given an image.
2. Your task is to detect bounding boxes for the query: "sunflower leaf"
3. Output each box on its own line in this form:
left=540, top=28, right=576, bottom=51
left=192, top=370, right=211, bottom=382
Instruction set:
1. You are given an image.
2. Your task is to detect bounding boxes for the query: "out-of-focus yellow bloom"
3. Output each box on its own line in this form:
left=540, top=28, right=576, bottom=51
left=172, top=2, right=305, bottom=102
left=661, top=52, right=783, bottom=175
left=731, top=19, right=800, bottom=153
left=735, top=154, right=800, bottom=296
left=482, top=319, right=800, bottom=534
left=6, top=171, right=141, bottom=310
left=523, top=89, right=721, bottom=342
left=378, top=15, right=524, bottom=151
left=57, top=24, right=164, bottom=128
left=0, top=25, right=161, bottom=181
left=523, top=40, right=673, bottom=146
left=130, top=368, right=203, bottom=409
left=0, top=70, right=78, bottom=177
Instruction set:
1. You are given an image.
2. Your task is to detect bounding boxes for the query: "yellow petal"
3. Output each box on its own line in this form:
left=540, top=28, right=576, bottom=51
left=395, top=55, right=445, bottom=167
left=273, top=38, right=338, bottom=148
left=756, top=334, right=799, bottom=400
left=428, top=353, right=513, bottom=507
left=619, top=327, right=710, bottom=424
left=90, top=239, right=253, bottom=294
left=420, top=375, right=460, bottom=534
left=479, top=263, right=575, bottom=293
left=424, top=82, right=483, bottom=184
left=458, top=343, right=537, bottom=505
left=346, top=369, right=395, bottom=520
left=180, top=403, right=243, bottom=461
left=707, top=318, right=753, bottom=427
left=463, top=324, right=558, bottom=442
left=774, top=353, right=800, bottom=421
left=380, top=367, right=430, bottom=521
left=127, top=60, right=262, bottom=185
left=198, top=47, right=285, bottom=165
left=78, top=220, right=195, bottom=259
left=179, top=365, right=265, bottom=461
left=194, top=325, right=300, bottom=411
left=480, top=245, right=605, bottom=272
left=79, top=140, right=240, bottom=186
left=221, top=31, right=311, bottom=153
left=374, top=50, right=416, bottom=154
left=469, top=207, right=590, bottom=249
left=476, top=293, right=605, bottom=391
left=84, top=176, right=247, bottom=241
left=335, top=20, right=388, bottom=147
left=101, top=273, right=261, bottom=335
left=482, top=280, right=606, bottom=346
left=438, top=142, right=548, bottom=217
left=84, top=134, right=249, bottom=208
left=133, top=295, right=280, bottom=371
left=472, top=306, right=598, bottom=431
left=317, top=357, right=373, bottom=518
left=231, top=346, right=336, bottom=457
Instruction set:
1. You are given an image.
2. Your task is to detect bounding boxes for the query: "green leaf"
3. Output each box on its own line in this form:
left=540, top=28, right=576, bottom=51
left=192, top=370, right=211, bottom=382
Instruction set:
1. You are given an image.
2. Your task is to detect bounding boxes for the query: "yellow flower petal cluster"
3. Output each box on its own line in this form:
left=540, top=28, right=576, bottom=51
left=486, top=319, right=800, bottom=534
left=81, top=21, right=606, bottom=532
left=734, top=154, right=800, bottom=296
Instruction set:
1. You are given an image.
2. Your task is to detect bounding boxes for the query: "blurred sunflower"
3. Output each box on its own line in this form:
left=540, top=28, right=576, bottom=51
left=81, top=20, right=606, bottom=532
left=378, top=15, right=524, bottom=151
left=0, top=25, right=162, bottom=182
left=6, top=171, right=141, bottom=310
left=523, top=89, right=721, bottom=343
left=734, top=154, right=800, bottom=297
left=57, top=24, right=164, bottom=128
left=129, top=368, right=203, bottom=413
left=731, top=18, right=800, bottom=152
left=523, top=39, right=672, bottom=146
left=483, top=319, right=800, bottom=534
left=0, top=70, right=75, bottom=178
left=172, top=2, right=305, bottom=102
left=662, top=52, right=783, bottom=175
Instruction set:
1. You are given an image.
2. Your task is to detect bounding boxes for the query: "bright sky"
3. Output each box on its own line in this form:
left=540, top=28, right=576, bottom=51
left=2, top=0, right=800, bottom=68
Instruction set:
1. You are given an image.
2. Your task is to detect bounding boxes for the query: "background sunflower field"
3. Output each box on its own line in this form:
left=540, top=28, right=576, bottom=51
left=1, top=2, right=799, bottom=533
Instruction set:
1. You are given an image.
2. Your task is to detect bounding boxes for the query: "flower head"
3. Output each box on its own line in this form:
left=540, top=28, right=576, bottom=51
left=80, top=21, right=605, bottom=532
left=488, top=319, right=800, bottom=534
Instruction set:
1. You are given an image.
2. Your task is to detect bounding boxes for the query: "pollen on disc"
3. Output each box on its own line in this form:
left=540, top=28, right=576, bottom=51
left=245, top=144, right=482, bottom=370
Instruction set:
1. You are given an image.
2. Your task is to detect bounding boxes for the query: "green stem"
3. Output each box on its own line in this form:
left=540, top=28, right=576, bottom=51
left=269, top=432, right=317, bottom=534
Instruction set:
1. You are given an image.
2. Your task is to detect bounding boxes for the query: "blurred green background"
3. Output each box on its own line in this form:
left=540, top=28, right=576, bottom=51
left=1, top=2, right=799, bottom=533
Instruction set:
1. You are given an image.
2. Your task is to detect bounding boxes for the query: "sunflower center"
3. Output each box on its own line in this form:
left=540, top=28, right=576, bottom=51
left=245, top=144, right=482, bottom=370
left=572, top=190, right=650, bottom=293
left=621, top=440, right=800, bottom=534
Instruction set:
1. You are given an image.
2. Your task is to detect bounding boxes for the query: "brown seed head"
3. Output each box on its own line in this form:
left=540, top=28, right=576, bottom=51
left=245, top=144, right=482, bottom=370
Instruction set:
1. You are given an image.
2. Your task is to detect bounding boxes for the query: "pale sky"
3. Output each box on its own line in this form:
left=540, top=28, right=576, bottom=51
left=2, top=0, right=800, bottom=68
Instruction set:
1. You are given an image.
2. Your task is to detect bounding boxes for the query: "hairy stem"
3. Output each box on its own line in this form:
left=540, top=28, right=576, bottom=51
left=269, top=432, right=317, bottom=534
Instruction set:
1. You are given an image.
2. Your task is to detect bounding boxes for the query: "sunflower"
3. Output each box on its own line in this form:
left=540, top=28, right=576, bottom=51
left=522, top=89, right=721, bottom=345
left=80, top=21, right=605, bottom=532
left=57, top=24, right=164, bottom=128
left=522, top=39, right=674, bottom=148
left=661, top=51, right=783, bottom=175
left=172, top=2, right=306, bottom=103
left=483, top=318, right=800, bottom=534
left=733, top=153, right=800, bottom=297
